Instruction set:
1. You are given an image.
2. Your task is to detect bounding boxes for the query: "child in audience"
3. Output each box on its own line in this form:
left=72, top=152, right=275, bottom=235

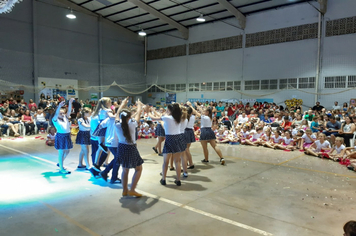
left=216, top=128, right=229, bottom=143
left=240, top=126, right=250, bottom=144
left=298, top=128, right=316, bottom=150
left=141, top=126, right=152, bottom=139
left=46, top=127, right=56, bottom=146
left=274, top=130, right=295, bottom=151
left=264, top=130, right=283, bottom=149
left=329, top=137, right=346, bottom=161
left=244, top=127, right=263, bottom=146
left=301, top=119, right=309, bottom=130
left=260, top=128, right=270, bottom=144
left=304, top=133, right=331, bottom=157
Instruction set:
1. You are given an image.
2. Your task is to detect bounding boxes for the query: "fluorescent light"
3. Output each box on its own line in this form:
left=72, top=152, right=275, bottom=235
left=66, top=9, right=76, bottom=19
left=138, top=29, right=147, bottom=36
left=196, top=14, right=205, bottom=22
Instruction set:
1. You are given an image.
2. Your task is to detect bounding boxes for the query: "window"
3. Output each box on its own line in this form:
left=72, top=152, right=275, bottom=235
left=245, top=80, right=260, bottom=90
left=213, top=82, right=220, bottom=91
left=260, top=79, right=278, bottom=90
left=189, top=83, right=199, bottom=91
left=166, top=84, right=175, bottom=91
left=227, top=81, right=233, bottom=91
left=348, top=76, right=356, bottom=88
left=206, top=82, right=212, bottom=91
left=234, top=81, right=241, bottom=90
left=220, top=82, right=226, bottom=91
left=298, top=77, right=315, bottom=89
left=201, top=82, right=207, bottom=91
left=176, top=84, right=186, bottom=91
left=324, top=76, right=346, bottom=88
left=279, top=78, right=297, bottom=89
left=157, top=85, right=164, bottom=92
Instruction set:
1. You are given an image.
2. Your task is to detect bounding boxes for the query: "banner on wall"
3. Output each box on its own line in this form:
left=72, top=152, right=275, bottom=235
left=91, top=93, right=98, bottom=101
left=188, top=98, right=216, bottom=103
left=166, top=93, right=176, bottom=104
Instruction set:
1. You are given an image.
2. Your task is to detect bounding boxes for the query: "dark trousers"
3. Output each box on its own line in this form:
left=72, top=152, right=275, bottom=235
left=341, top=133, right=354, bottom=147
left=102, top=147, right=120, bottom=182
left=91, top=139, right=108, bottom=166
left=36, top=121, right=48, bottom=130
left=1, top=124, right=8, bottom=135
left=24, top=123, right=35, bottom=134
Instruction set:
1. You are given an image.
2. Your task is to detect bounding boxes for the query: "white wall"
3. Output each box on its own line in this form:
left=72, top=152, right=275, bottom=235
left=0, top=0, right=145, bottom=102
left=146, top=0, right=356, bottom=109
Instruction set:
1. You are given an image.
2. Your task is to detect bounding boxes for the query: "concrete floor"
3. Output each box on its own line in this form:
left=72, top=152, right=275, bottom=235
left=1, top=134, right=355, bottom=236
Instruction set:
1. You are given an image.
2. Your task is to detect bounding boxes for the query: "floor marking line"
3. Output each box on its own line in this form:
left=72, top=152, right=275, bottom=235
left=0, top=144, right=57, bottom=166
left=277, top=154, right=304, bottom=166
left=41, top=201, right=101, bottom=236
left=139, top=190, right=273, bottom=236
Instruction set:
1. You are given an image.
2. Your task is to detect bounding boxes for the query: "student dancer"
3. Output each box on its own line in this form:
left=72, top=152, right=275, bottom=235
left=160, top=103, right=185, bottom=186
left=92, top=97, right=115, bottom=171
left=52, top=98, right=74, bottom=174
left=89, top=115, right=108, bottom=178
left=184, top=107, right=196, bottom=169
left=115, top=98, right=144, bottom=197
left=75, top=107, right=92, bottom=169
left=99, top=107, right=124, bottom=184
left=152, top=108, right=165, bottom=156
left=187, top=102, right=225, bottom=165
left=179, top=106, right=189, bottom=178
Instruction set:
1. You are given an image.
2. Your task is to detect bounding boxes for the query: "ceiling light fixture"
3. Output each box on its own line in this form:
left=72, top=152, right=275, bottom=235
left=196, top=14, right=206, bottom=22
left=66, top=9, right=76, bottom=19
left=138, top=29, right=147, bottom=36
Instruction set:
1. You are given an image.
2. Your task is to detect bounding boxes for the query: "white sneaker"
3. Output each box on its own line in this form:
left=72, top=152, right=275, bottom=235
left=3, top=134, right=8, bottom=138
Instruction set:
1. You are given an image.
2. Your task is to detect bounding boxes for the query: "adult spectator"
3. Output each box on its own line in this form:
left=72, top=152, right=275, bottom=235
left=312, top=102, right=324, bottom=114
left=237, top=113, right=249, bottom=125
left=35, top=108, right=48, bottom=132
left=215, top=101, right=225, bottom=119
left=237, top=101, right=244, bottom=110
left=21, top=110, right=35, bottom=135
left=72, top=98, right=82, bottom=115
left=28, top=99, right=37, bottom=111
left=0, top=112, right=9, bottom=137
left=19, top=99, right=27, bottom=110
left=332, top=101, right=340, bottom=110
left=342, top=102, right=348, bottom=112
left=83, top=99, right=92, bottom=109
left=45, top=107, right=55, bottom=127
left=304, top=110, right=314, bottom=121
left=322, top=115, right=341, bottom=141
left=332, top=116, right=355, bottom=147
left=227, top=103, right=236, bottom=118
left=38, top=99, right=47, bottom=110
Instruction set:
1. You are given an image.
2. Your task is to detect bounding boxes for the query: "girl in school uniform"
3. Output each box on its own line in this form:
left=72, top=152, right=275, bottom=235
left=184, top=107, right=196, bottom=169
left=179, top=106, right=189, bottom=178
left=329, top=137, right=346, bottom=162
left=160, top=103, right=185, bottom=186
left=92, top=97, right=115, bottom=171
left=75, top=107, right=92, bottom=169
left=52, top=98, right=74, bottom=174
left=152, top=108, right=166, bottom=156
left=244, top=127, right=264, bottom=146
left=260, top=128, right=272, bottom=146
left=187, top=101, right=225, bottom=165
left=115, top=98, right=144, bottom=197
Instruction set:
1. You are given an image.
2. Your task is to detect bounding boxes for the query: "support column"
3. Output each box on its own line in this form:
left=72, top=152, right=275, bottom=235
left=32, top=0, right=39, bottom=103
left=98, top=16, right=103, bottom=98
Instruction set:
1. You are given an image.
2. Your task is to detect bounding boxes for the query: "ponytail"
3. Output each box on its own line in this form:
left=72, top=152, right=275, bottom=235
left=120, top=109, right=133, bottom=143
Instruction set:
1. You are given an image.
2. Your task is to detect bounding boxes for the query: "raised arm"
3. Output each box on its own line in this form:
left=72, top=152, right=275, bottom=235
left=53, top=101, right=66, bottom=122
left=67, top=98, right=74, bottom=118
left=115, top=97, right=129, bottom=121
left=135, top=100, right=143, bottom=122
left=187, top=101, right=201, bottom=117
left=147, top=107, right=162, bottom=120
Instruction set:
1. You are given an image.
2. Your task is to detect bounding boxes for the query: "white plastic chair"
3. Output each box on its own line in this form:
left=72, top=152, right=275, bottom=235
left=351, top=131, right=356, bottom=147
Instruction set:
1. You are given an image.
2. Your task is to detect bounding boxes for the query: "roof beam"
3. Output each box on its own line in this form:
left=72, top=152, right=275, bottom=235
left=126, top=0, right=189, bottom=39
left=318, top=0, right=327, bottom=14
left=216, top=0, right=246, bottom=29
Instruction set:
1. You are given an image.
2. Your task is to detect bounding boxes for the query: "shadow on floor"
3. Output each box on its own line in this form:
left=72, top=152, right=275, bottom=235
left=119, top=196, right=159, bottom=214
left=142, top=158, right=159, bottom=164
left=88, top=176, right=123, bottom=190
left=162, top=181, right=208, bottom=191
left=41, top=171, right=70, bottom=182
